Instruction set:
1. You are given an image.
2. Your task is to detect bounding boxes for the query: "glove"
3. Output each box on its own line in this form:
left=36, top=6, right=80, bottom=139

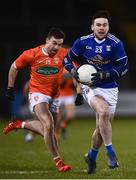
left=75, top=93, right=84, bottom=106
left=6, top=87, right=15, bottom=101
left=91, top=71, right=110, bottom=85
left=70, top=68, right=79, bottom=82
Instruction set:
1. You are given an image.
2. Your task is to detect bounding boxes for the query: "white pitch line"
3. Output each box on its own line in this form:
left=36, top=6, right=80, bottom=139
left=0, top=169, right=87, bottom=175
left=0, top=170, right=49, bottom=174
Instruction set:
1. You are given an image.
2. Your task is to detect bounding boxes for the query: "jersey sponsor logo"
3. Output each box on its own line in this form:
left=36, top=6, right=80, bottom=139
left=36, top=66, right=59, bottom=75
left=87, top=55, right=110, bottom=66
left=86, top=46, right=92, bottom=50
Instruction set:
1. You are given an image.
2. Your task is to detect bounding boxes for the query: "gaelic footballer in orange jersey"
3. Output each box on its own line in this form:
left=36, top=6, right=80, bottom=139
left=14, top=46, right=68, bottom=99
left=4, top=28, right=72, bottom=172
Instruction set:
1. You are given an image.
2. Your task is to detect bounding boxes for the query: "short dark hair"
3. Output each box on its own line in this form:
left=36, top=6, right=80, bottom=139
left=92, top=10, right=111, bottom=24
left=47, top=27, right=66, bottom=39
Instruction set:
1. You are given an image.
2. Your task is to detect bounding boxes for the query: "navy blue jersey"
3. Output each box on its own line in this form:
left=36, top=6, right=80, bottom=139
left=63, top=33, right=128, bottom=88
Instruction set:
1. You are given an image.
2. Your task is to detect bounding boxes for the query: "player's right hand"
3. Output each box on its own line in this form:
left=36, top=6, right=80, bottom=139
left=75, top=93, right=84, bottom=106
left=91, top=70, right=110, bottom=85
left=6, top=87, right=15, bottom=101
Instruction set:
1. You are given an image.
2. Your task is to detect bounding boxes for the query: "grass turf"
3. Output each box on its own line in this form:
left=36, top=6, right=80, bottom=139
left=0, top=117, right=136, bottom=179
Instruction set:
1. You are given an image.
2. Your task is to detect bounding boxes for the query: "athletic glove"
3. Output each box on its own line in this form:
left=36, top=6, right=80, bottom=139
left=75, top=93, right=84, bottom=106
left=6, top=87, right=15, bottom=101
left=70, top=68, right=79, bottom=82
left=91, top=71, right=110, bottom=85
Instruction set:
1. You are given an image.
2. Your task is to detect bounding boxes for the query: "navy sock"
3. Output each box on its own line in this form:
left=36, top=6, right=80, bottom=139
left=88, top=148, right=99, bottom=161
left=105, top=144, right=114, bottom=154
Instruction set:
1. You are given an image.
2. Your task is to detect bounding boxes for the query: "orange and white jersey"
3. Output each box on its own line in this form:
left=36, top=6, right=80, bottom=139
left=59, top=68, right=75, bottom=97
left=14, top=45, right=68, bottom=99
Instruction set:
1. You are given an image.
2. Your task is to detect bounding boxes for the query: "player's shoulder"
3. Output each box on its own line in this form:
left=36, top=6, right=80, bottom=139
left=60, top=47, right=68, bottom=53
left=107, top=33, right=121, bottom=44
left=24, top=44, right=43, bottom=54
left=75, top=34, right=94, bottom=47
left=28, top=45, right=44, bottom=57
left=80, top=33, right=94, bottom=41
left=58, top=47, right=68, bottom=56
left=31, top=44, right=43, bottom=52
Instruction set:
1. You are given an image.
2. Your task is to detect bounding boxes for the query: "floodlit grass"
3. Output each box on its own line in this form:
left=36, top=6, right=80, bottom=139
left=0, top=117, right=136, bottom=179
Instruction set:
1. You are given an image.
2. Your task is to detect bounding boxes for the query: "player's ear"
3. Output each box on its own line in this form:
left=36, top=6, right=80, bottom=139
left=91, top=24, right=94, bottom=31
left=46, top=37, right=49, bottom=42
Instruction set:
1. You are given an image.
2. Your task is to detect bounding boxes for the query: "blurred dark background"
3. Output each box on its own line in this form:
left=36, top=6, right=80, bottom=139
left=0, top=0, right=136, bottom=117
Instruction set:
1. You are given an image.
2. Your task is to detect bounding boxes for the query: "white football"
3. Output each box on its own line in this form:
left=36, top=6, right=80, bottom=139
left=77, top=64, right=97, bottom=85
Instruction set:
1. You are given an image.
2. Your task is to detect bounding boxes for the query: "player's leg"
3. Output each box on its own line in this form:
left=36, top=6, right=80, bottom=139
left=83, top=86, right=119, bottom=173
left=51, top=110, right=60, bottom=148
left=106, top=114, right=119, bottom=168
left=85, top=113, right=103, bottom=174
left=3, top=114, right=44, bottom=136
left=4, top=92, right=71, bottom=172
left=61, top=102, right=76, bottom=139
left=53, top=105, right=63, bottom=140
left=64, top=103, right=76, bottom=124
left=91, top=95, right=118, bottom=168
left=91, top=95, right=112, bottom=144
left=17, top=101, right=35, bottom=142
left=24, top=118, right=44, bottom=136
left=91, top=113, right=103, bottom=149
left=35, top=102, right=60, bottom=157
left=34, top=102, right=71, bottom=172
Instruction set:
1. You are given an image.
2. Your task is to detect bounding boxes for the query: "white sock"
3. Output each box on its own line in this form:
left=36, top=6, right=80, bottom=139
left=21, top=122, right=26, bottom=128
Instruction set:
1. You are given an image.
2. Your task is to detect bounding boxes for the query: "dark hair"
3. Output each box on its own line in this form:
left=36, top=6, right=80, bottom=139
left=47, top=27, right=66, bottom=39
left=92, top=10, right=111, bottom=24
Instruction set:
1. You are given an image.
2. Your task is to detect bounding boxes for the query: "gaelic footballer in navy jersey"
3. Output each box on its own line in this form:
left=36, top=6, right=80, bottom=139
left=63, top=10, right=128, bottom=174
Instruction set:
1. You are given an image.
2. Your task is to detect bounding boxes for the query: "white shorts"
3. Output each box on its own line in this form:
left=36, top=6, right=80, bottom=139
left=29, top=92, right=60, bottom=113
left=81, top=85, right=119, bottom=114
left=58, top=95, right=75, bottom=106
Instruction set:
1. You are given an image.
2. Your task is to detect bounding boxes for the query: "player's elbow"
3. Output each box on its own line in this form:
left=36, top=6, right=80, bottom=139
left=121, top=62, right=129, bottom=76
left=121, top=68, right=128, bottom=76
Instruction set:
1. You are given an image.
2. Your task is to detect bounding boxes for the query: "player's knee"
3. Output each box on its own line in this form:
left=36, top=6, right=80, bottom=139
left=67, top=112, right=75, bottom=120
left=98, top=107, right=110, bottom=120
left=95, top=127, right=100, bottom=134
left=92, top=129, right=98, bottom=141
left=43, top=121, right=53, bottom=132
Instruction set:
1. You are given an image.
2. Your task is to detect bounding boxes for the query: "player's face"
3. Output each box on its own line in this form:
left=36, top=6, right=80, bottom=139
left=45, top=36, right=64, bottom=57
left=91, top=18, right=109, bottom=40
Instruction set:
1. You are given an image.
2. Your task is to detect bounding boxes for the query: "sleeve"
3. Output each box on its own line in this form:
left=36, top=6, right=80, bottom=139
left=14, top=49, right=34, bottom=69
left=108, top=41, right=128, bottom=78
left=63, top=38, right=82, bottom=72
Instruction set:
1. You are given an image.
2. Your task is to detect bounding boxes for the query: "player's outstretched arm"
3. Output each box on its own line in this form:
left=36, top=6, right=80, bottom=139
left=6, top=62, right=19, bottom=101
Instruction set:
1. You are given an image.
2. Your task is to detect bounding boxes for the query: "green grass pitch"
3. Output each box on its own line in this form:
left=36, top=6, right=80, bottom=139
left=0, top=117, right=136, bottom=179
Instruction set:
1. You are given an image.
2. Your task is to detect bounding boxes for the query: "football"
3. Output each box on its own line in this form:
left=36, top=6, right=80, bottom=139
left=77, top=64, right=97, bottom=85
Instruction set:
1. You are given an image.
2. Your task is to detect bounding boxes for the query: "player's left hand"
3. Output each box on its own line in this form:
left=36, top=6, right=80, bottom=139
left=75, top=93, right=84, bottom=106
left=6, top=87, right=15, bottom=101
left=91, top=71, right=110, bottom=84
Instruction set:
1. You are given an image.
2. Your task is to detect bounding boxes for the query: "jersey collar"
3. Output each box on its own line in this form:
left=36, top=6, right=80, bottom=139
left=94, top=37, right=106, bottom=44
left=42, top=47, right=49, bottom=56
